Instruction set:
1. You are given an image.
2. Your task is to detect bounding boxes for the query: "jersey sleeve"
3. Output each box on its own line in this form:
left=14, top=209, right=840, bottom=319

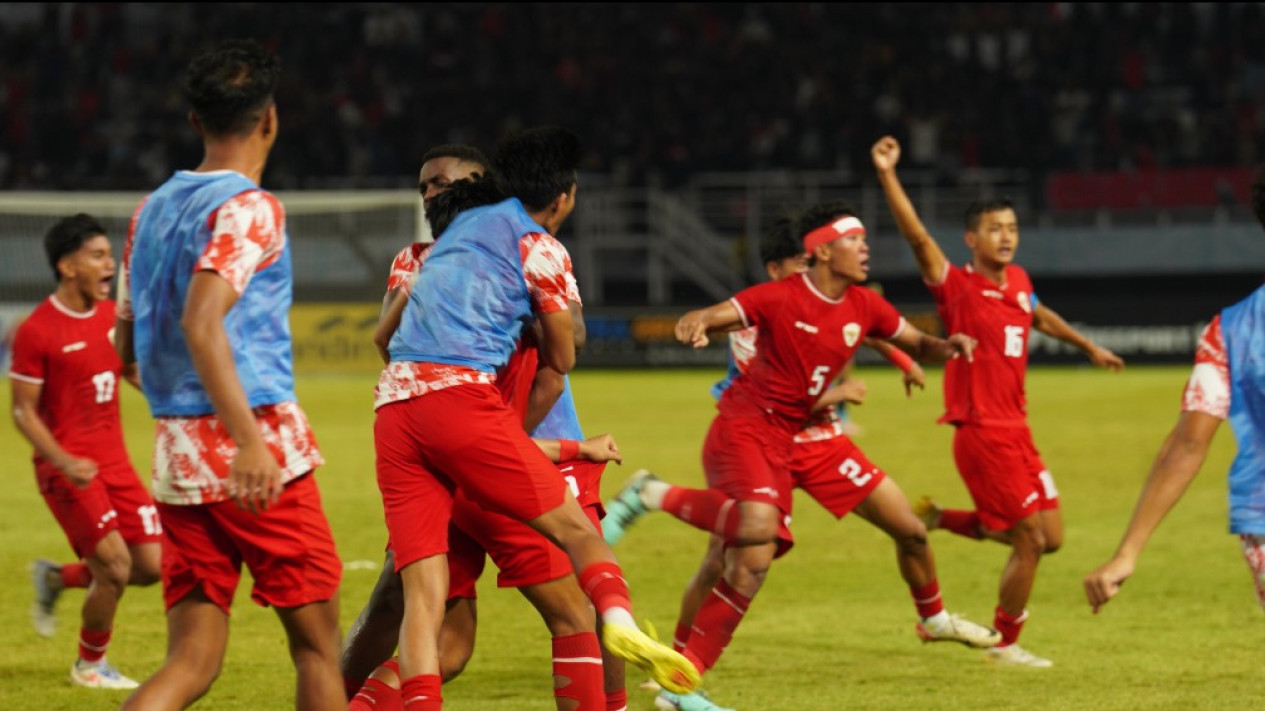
left=867, top=291, right=907, bottom=340
left=196, top=190, right=287, bottom=295
left=117, top=198, right=147, bottom=321
left=521, top=232, right=578, bottom=314
left=1182, top=316, right=1230, bottom=419
left=729, top=281, right=782, bottom=329
left=8, top=317, right=46, bottom=384
left=925, top=262, right=965, bottom=306
left=386, top=243, right=432, bottom=294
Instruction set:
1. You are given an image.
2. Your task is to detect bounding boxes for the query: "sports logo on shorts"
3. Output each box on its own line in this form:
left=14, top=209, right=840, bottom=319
left=843, top=322, right=861, bottom=347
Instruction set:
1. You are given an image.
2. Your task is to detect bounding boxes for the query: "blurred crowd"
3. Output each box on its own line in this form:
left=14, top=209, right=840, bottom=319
left=1, top=3, right=1263, bottom=190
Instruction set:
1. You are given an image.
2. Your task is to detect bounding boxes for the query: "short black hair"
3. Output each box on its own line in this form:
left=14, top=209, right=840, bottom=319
left=494, top=126, right=583, bottom=212
left=796, top=200, right=859, bottom=239
left=44, top=213, right=107, bottom=281
left=964, top=197, right=1015, bottom=231
left=183, top=39, right=281, bottom=137
left=1251, top=166, right=1265, bottom=229
left=759, top=216, right=801, bottom=265
left=425, top=176, right=508, bottom=238
left=422, top=144, right=491, bottom=171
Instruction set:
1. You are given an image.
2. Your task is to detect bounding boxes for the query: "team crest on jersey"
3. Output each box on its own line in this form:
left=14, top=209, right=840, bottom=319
left=107, top=326, right=116, bottom=346
left=843, top=322, right=861, bottom=347
left=1017, top=291, right=1031, bottom=314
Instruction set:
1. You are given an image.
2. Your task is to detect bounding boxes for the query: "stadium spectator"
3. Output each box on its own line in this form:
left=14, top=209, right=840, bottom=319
left=871, top=135, right=1123, bottom=667
left=1, top=4, right=1263, bottom=190
left=9, top=213, right=161, bottom=689
left=1083, top=166, right=1265, bottom=615
left=116, top=40, right=344, bottom=709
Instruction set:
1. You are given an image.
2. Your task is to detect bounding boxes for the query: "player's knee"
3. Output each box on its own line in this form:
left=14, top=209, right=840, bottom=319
left=1042, top=534, right=1063, bottom=555
left=440, top=646, right=473, bottom=682
left=734, top=517, right=779, bottom=546
left=94, top=552, right=133, bottom=593
left=131, top=555, right=162, bottom=587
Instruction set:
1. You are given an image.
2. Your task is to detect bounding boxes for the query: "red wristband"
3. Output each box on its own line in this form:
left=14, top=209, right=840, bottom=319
left=558, top=439, right=580, bottom=461
left=885, top=346, right=916, bottom=374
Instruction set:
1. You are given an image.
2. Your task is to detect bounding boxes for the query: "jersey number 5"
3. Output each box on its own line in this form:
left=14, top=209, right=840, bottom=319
left=808, top=365, right=831, bottom=396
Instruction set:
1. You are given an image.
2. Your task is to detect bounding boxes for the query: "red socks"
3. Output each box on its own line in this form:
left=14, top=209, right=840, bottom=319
left=79, top=627, right=111, bottom=664
left=577, top=561, right=632, bottom=617
left=661, top=487, right=741, bottom=541
left=553, top=633, right=604, bottom=710
left=994, top=607, right=1028, bottom=647
left=938, top=509, right=983, bottom=539
left=910, top=580, right=945, bottom=619
left=682, top=578, right=751, bottom=673
left=399, top=675, right=442, bottom=710
left=350, top=679, right=404, bottom=711
left=605, top=689, right=628, bottom=711
left=672, top=621, right=692, bottom=652
left=62, top=562, right=91, bottom=588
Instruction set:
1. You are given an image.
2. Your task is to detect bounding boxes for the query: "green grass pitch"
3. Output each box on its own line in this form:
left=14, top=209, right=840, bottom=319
left=1, top=365, right=1260, bottom=709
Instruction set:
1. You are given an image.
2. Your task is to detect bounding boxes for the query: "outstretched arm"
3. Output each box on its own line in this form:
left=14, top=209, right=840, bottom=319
left=1083, top=411, right=1221, bottom=613
left=872, top=136, right=949, bottom=284
left=675, top=301, right=743, bottom=349
left=865, top=337, right=926, bottom=397
left=1033, top=303, right=1124, bottom=371
left=886, top=322, right=976, bottom=365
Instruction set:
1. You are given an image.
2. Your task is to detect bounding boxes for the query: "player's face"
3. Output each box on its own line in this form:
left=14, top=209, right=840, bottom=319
left=62, top=234, right=115, bottom=302
left=765, top=254, right=808, bottom=281
left=418, top=158, right=483, bottom=207
left=824, top=230, right=869, bottom=282
left=966, top=208, right=1019, bottom=267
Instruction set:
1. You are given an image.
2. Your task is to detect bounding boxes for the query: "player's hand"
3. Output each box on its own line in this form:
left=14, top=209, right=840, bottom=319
left=836, top=379, right=867, bottom=405
left=227, top=440, right=283, bottom=514
left=946, top=333, right=977, bottom=362
left=675, top=311, right=710, bottom=349
left=1089, top=346, right=1125, bottom=372
left=58, top=456, right=99, bottom=488
left=871, top=136, right=901, bottom=173
left=902, top=362, right=926, bottom=397
left=579, top=434, right=623, bottom=464
left=1084, top=555, right=1135, bottom=614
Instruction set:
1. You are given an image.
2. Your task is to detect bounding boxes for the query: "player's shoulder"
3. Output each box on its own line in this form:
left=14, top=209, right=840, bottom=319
left=12, top=300, right=51, bottom=341
left=1004, top=263, right=1034, bottom=286
left=217, top=188, right=285, bottom=222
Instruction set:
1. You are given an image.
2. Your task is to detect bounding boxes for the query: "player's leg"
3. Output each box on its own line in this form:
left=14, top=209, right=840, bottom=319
left=275, top=595, right=345, bottom=711
left=350, top=658, right=404, bottom=711
left=32, top=469, right=100, bottom=637
left=852, top=478, right=999, bottom=648
left=438, top=597, right=478, bottom=681
left=127, top=542, right=162, bottom=585
left=341, top=551, right=405, bottom=696
left=121, top=590, right=230, bottom=710
left=519, top=575, right=605, bottom=711
left=73, top=530, right=138, bottom=687
left=673, top=535, right=725, bottom=651
left=397, top=555, right=449, bottom=708
left=988, top=512, right=1050, bottom=667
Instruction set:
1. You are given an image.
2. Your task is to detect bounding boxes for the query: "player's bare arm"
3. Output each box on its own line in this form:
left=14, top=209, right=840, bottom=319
left=525, top=364, right=566, bottom=433
left=537, top=308, right=576, bottom=373
left=675, top=300, right=743, bottom=349
left=11, top=379, right=98, bottom=487
left=871, top=136, right=949, bottom=284
left=888, top=322, right=976, bottom=364
left=1033, top=302, right=1124, bottom=371
left=1084, top=410, right=1221, bottom=613
left=182, top=270, right=283, bottom=513
left=374, top=287, right=409, bottom=364
left=866, top=336, right=926, bottom=396
left=534, top=433, right=623, bottom=465
left=813, top=378, right=867, bottom=410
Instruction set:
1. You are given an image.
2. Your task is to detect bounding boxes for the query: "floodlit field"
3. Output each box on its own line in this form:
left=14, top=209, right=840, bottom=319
left=1, top=365, right=1259, bottom=710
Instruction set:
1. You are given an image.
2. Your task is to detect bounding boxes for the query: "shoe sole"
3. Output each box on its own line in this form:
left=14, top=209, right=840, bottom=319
left=603, top=625, right=700, bottom=695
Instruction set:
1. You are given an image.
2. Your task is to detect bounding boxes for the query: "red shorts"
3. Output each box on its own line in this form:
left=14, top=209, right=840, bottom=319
left=701, top=413, right=796, bottom=555
left=791, top=436, right=886, bottom=519
left=375, top=385, right=568, bottom=571
left=448, top=494, right=604, bottom=597
left=157, top=474, right=342, bottom=614
left=953, top=424, right=1059, bottom=532
left=38, top=462, right=162, bottom=559
left=555, top=459, right=608, bottom=513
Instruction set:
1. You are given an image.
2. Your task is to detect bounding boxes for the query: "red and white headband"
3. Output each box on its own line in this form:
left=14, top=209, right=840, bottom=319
left=803, top=215, right=865, bottom=253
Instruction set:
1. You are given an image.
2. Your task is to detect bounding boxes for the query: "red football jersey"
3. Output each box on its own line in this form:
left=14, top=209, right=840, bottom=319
left=9, top=296, right=131, bottom=471
left=724, top=273, right=905, bottom=425
left=928, top=263, right=1037, bottom=425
